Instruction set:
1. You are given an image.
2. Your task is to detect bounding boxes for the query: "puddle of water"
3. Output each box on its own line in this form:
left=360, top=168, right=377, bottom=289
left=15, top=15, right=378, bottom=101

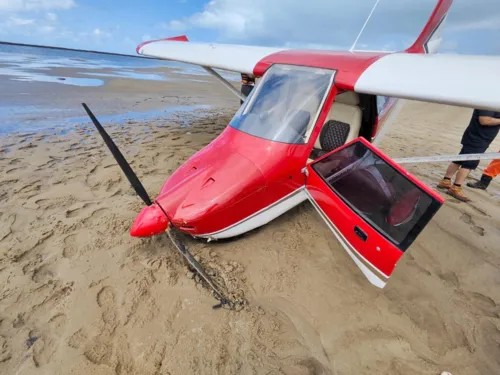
left=79, top=70, right=171, bottom=81
left=0, top=66, right=104, bottom=86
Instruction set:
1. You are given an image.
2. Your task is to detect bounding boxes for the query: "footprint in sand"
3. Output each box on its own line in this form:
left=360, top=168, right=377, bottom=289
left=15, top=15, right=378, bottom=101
left=97, top=286, right=119, bottom=336
left=460, top=213, right=485, bottom=236
left=0, top=214, right=16, bottom=243
left=74, top=285, right=136, bottom=373
left=82, top=207, right=111, bottom=226
left=461, top=291, right=499, bottom=319
left=31, top=313, right=68, bottom=367
left=0, top=336, right=11, bottom=364
left=32, top=264, right=56, bottom=283
left=83, top=337, right=113, bottom=366
left=62, top=233, right=80, bottom=259
left=65, top=202, right=95, bottom=219
left=77, top=286, right=119, bottom=366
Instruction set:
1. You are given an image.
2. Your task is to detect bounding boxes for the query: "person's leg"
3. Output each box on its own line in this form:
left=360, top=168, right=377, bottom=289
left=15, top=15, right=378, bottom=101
left=445, top=162, right=461, bottom=178
left=240, top=84, right=254, bottom=106
left=484, top=158, right=500, bottom=178
left=454, top=167, right=471, bottom=185
left=467, top=158, right=499, bottom=190
left=437, top=162, right=461, bottom=189
left=447, top=157, right=480, bottom=202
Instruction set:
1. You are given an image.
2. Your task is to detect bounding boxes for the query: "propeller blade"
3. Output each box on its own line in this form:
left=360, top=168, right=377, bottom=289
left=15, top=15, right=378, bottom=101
left=82, top=103, right=153, bottom=206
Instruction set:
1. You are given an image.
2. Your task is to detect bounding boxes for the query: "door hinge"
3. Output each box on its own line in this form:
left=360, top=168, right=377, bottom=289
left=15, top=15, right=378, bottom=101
left=301, top=167, right=309, bottom=177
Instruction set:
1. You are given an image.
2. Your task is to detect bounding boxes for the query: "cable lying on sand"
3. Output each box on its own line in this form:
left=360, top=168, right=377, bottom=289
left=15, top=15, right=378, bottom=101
left=81, top=103, right=246, bottom=311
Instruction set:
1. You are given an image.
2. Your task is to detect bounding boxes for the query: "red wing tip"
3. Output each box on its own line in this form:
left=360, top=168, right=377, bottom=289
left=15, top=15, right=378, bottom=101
left=136, top=35, right=189, bottom=54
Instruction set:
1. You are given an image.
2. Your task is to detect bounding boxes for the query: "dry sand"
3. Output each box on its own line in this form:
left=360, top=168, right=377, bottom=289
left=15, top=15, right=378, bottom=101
left=1, top=100, right=500, bottom=375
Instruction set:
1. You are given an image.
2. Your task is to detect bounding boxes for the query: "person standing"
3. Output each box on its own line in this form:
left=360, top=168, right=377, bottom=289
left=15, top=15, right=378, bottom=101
left=467, top=157, right=500, bottom=190
left=240, top=73, right=255, bottom=105
left=437, top=109, right=500, bottom=202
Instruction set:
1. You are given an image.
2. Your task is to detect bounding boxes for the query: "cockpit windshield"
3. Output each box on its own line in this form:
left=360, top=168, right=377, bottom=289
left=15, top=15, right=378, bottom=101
left=229, top=64, right=335, bottom=144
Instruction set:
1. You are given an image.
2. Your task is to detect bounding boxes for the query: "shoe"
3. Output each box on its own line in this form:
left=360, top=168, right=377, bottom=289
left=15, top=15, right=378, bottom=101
left=446, top=185, right=471, bottom=202
left=437, top=178, right=452, bottom=190
left=466, top=175, right=492, bottom=190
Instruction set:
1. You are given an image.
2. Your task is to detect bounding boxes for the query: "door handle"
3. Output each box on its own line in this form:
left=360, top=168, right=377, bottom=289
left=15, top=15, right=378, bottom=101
left=354, top=226, right=367, bottom=241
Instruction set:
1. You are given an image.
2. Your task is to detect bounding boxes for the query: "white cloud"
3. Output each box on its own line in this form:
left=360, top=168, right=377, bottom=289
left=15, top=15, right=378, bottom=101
left=40, top=25, right=55, bottom=33
left=447, top=14, right=500, bottom=32
left=169, top=0, right=500, bottom=53
left=91, top=28, right=112, bottom=38
left=163, top=19, right=187, bottom=32
left=0, top=0, right=76, bottom=12
left=8, top=16, right=35, bottom=26
left=46, top=12, right=58, bottom=22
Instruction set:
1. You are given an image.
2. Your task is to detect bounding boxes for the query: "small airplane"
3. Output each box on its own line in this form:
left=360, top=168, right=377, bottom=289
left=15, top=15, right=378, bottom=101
left=82, top=0, right=500, bottom=303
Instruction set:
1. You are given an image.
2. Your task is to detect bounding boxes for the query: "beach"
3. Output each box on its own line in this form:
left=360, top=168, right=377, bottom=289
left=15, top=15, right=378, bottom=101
left=1, top=46, right=500, bottom=375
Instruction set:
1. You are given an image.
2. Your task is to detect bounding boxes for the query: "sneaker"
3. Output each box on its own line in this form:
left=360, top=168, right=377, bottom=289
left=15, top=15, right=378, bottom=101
left=446, top=185, right=471, bottom=202
left=437, top=178, right=452, bottom=190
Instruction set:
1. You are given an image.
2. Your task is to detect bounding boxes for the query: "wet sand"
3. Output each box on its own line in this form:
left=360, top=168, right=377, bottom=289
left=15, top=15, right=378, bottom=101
left=0, top=64, right=238, bottom=133
left=1, top=98, right=500, bottom=375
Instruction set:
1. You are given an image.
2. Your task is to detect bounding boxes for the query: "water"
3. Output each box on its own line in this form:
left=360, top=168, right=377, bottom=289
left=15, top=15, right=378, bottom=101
left=0, top=44, right=175, bottom=69
left=0, top=44, right=239, bottom=134
left=0, top=43, right=240, bottom=84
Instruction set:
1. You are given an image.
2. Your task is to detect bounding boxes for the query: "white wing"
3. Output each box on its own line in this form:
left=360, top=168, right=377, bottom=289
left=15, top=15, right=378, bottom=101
left=137, top=39, right=286, bottom=74
left=355, top=53, right=500, bottom=112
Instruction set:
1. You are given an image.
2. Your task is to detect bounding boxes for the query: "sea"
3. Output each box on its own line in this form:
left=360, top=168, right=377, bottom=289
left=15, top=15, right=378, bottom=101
left=0, top=43, right=239, bottom=135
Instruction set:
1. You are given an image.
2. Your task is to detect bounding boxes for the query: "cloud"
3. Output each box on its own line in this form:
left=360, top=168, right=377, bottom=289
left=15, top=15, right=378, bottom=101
left=169, top=0, right=500, bottom=53
left=8, top=16, right=35, bottom=26
left=0, top=0, right=76, bottom=12
left=163, top=20, right=187, bottom=32
left=40, top=25, right=55, bottom=33
left=447, top=14, right=500, bottom=32
left=88, top=28, right=112, bottom=39
left=46, top=12, right=58, bottom=22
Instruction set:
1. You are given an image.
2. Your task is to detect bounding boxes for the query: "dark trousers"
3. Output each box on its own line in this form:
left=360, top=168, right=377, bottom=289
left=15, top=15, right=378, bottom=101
left=240, top=84, right=254, bottom=105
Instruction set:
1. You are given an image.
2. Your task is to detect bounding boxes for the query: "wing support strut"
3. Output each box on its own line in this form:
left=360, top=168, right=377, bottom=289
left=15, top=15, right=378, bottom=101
left=202, top=66, right=247, bottom=101
left=393, top=152, right=500, bottom=164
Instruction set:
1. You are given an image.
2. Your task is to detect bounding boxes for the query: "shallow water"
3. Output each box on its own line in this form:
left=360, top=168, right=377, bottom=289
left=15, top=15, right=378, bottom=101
left=0, top=44, right=238, bottom=133
left=0, top=104, right=214, bottom=135
left=0, top=66, right=105, bottom=86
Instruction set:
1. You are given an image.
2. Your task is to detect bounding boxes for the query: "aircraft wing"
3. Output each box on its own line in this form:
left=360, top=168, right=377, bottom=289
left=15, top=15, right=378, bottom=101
left=136, top=0, right=500, bottom=112
left=354, top=53, right=500, bottom=112
left=136, top=37, right=287, bottom=74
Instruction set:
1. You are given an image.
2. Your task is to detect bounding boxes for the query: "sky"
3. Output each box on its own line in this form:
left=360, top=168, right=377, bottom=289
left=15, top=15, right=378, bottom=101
left=0, top=0, right=499, bottom=55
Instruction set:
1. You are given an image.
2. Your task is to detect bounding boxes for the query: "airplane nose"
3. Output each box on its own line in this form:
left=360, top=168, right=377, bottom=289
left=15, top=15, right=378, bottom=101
left=130, top=203, right=169, bottom=237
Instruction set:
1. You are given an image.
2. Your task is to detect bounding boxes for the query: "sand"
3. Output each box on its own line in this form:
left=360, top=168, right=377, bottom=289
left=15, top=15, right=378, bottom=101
left=1, top=99, right=500, bottom=375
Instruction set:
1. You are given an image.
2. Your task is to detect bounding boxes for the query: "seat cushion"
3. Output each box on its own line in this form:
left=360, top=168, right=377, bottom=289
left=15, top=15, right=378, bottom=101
left=314, top=102, right=362, bottom=149
left=319, top=120, right=351, bottom=152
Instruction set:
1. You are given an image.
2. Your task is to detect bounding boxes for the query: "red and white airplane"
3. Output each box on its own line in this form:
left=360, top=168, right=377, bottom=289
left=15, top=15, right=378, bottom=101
left=84, top=0, right=500, bottom=291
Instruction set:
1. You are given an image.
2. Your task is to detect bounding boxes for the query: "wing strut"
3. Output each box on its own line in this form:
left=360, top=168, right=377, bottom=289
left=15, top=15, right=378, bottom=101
left=393, top=152, right=500, bottom=164
left=202, top=66, right=247, bottom=101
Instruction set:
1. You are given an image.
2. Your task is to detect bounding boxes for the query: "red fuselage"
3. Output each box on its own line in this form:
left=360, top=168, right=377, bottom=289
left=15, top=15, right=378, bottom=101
left=130, top=125, right=312, bottom=237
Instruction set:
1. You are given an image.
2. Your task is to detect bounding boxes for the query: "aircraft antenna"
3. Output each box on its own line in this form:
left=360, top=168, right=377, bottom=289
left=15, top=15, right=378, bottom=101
left=349, top=0, right=381, bottom=52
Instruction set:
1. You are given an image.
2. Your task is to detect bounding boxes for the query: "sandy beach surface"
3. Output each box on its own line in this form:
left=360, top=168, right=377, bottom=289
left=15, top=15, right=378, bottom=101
left=1, top=79, right=500, bottom=375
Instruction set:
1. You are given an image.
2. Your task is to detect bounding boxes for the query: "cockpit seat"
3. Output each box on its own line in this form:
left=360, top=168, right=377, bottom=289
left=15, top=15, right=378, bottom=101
left=310, top=120, right=350, bottom=159
left=310, top=91, right=363, bottom=160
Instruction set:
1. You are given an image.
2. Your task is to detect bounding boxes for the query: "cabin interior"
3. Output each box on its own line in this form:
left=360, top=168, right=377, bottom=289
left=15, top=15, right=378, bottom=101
left=307, top=91, right=378, bottom=162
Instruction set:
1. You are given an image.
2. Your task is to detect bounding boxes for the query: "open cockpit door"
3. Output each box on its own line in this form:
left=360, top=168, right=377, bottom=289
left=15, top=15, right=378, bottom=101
left=304, top=137, right=444, bottom=288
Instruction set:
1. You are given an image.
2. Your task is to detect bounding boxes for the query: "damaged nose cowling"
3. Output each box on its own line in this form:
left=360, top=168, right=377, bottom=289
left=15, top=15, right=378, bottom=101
left=129, top=202, right=169, bottom=237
